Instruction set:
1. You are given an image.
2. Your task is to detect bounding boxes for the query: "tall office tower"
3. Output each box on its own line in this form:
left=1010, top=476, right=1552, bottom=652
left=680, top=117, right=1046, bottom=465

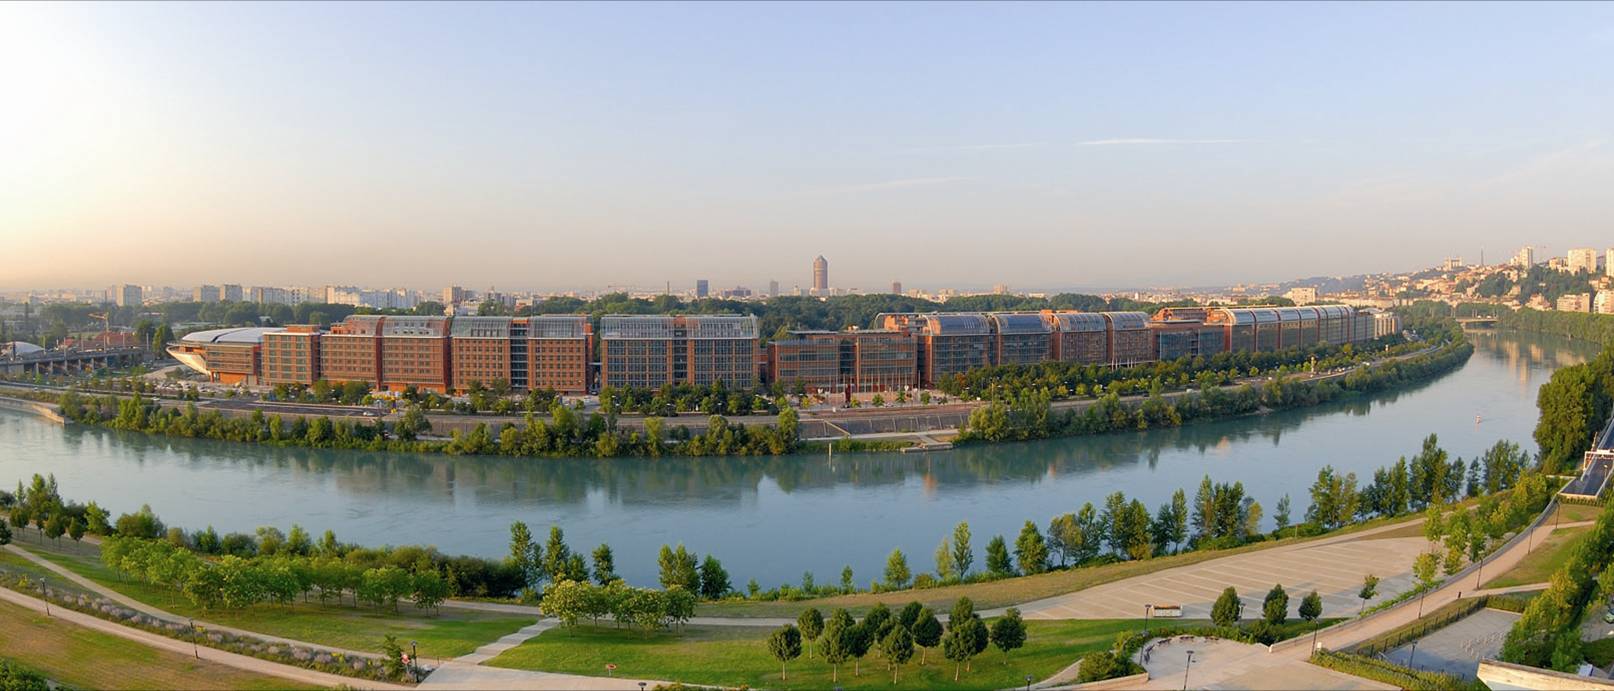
left=812, top=255, right=829, bottom=293
left=443, top=286, right=467, bottom=305
left=768, top=280, right=779, bottom=298
left=695, top=279, right=709, bottom=298
left=891, top=281, right=903, bottom=295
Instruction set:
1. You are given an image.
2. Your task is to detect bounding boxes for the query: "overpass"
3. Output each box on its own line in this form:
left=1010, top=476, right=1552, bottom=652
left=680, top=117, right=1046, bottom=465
left=0, top=347, right=148, bottom=377
left=1456, top=316, right=1499, bottom=327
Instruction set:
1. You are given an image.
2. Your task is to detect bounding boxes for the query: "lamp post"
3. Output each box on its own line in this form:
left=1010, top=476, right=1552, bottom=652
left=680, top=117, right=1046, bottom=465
left=1025, top=673, right=1033, bottom=690
left=1182, top=650, right=1195, bottom=691
left=1144, top=604, right=1152, bottom=634
left=190, top=618, right=199, bottom=659
left=41, top=577, right=49, bottom=617
left=410, top=640, right=419, bottom=682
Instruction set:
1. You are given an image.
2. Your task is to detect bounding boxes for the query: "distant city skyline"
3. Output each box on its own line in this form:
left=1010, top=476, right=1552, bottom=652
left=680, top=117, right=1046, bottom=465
left=5, top=3, right=1614, bottom=291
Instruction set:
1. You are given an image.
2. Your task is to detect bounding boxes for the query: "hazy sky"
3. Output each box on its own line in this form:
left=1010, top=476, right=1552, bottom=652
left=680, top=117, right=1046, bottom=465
left=4, top=2, right=1614, bottom=293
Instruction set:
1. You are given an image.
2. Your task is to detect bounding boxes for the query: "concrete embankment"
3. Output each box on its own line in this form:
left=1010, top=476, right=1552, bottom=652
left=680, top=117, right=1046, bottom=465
left=0, top=396, right=65, bottom=423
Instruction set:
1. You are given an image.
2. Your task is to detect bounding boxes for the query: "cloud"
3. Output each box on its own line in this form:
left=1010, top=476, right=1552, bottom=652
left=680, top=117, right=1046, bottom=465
left=1075, top=138, right=1247, bottom=147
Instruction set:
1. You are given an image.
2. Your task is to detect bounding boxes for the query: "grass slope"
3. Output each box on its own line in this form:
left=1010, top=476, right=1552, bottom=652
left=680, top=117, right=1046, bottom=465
left=0, top=598, right=316, bottom=690
left=18, top=540, right=531, bottom=660
left=1482, top=525, right=1591, bottom=589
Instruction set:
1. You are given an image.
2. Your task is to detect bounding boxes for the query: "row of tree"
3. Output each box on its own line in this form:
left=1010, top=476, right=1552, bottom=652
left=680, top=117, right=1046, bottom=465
left=767, top=598, right=1024, bottom=683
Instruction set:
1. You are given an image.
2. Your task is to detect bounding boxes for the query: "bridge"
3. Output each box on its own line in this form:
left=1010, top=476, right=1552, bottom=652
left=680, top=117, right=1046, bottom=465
left=1563, top=411, right=1614, bottom=500
left=0, top=347, right=149, bottom=377
left=1456, top=317, right=1499, bottom=327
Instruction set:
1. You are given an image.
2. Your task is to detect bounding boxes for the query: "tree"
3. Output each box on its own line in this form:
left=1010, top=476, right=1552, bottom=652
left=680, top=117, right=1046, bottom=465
left=1014, top=521, right=1048, bottom=575
left=1274, top=494, right=1292, bottom=536
left=943, top=625, right=973, bottom=681
left=797, top=607, right=824, bottom=659
left=508, top=522, right=539, bottom=592
left=884, top=548, right=911, bottom=589
left=848, top=620, right=874, bottom=677
left=1211, top=587, right=1242, bottom=627
left=698, top=555, right=731, bottom=599
left=43, top=514, right=64, bottom=543
left=934, top=537, right=955, bottom=582
left=1168, top=488, right=1189, bottom=552
left=821, top=609, right=854, bottom=683
left=950, top=522, right=974, bottom=578
left=912, top=607, right=943, bottom=665
left=1299, top=590, right=1322, bottom=627
left=840, top=565, right=854, bottom=594
left=0, top=518, right=10, bottom=546
left=1262, top=584, right=1289, bottom=625
left=1413, top=552, right=1439, bottom=590
left=880, top=624, right=915, bottom=683
left=543, top=526, right=577, bottom=583
left=1048, top=513, right=1081, bottom=566
left=989, top=608, right=1027, bottom=664
left=1358, top=574, right=1379, bottom=614
left=591, top=544, right=616, bottom=585
left=658, top=544, right=698, bottom=591
left=767, top=624, right=802, bottom=680
left=985, top=536, right=1013, bottom=578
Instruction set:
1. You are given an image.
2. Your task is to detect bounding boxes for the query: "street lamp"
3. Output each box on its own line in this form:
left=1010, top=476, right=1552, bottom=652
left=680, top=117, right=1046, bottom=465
left=40, top=577, right=49, bottom=617
left=410, top=640, right=419, bottom=682
left=190, top=618, right=199, bottom=659
left=1025, top=673, right=1033, bottom=690
left=1144, top=604, right=1152, bottom=634
left=1182, top=650, right=1196, bottom=691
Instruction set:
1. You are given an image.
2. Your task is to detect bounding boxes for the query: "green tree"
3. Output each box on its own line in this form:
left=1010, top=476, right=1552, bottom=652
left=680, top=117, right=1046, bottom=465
left=950, top=522, right=974, bottom=578
left=1358, top=574, right=1379, bottom=614
left=989, top=608, right=1027, bottom=664
left=1274, top=494, right=1292, bottom=536
left=0, top=518, right=11, bottom=546
left=884, top=548, right=911, bottom=590
left=767, top=624, right=803, bottom=681
left=1299, top=590, right=1323, bottom=627
left=1262, top=583, right=1289, bottom=625
left=591, top=544, right=616, bottom=585
left=880, top=624, right=916, bottom=683
left=1211, top=586, right=1243, bottom=627
left=821, top=609, right=855, bottom=683
left=985, top=535, right=1013, bottom=578
left=942, top=625, right=973, bottom=681
left=658, top=544, right=698, bottom=591
left=508, top=522, right=540, bottom=593
left=698, top=555, right=731, bottom=599
left=913, top=607, right=943, bottom=665
left=1413, top=552, right=1439, bottom=589
left=797, top=607, right=824, bottom=659
left=840, top=565, right=854, bottom=594
left=1014, top=521, right=1048, bottom=575
left=934, top=537, right=955, bottom=582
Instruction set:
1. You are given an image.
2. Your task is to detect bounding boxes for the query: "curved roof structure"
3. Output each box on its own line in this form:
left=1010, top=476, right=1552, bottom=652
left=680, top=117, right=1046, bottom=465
left=988, top=313, right=1051, bottom=335
left=1277, top=307, right=1302, bottom=323
left=177, top=327, right=280, bottom=345
left=527, top=315, right=589, bottom=339
left=381, top=316, right=449, bottom=338
left=1102, top=312, right=1149, bottom=331
left=1, top=341, right=44, bottom=356
left=686, top=315, right=758, bottom=340
left=1050, top=312, right=1108, bottom=333
left=450, top=316, right=511, bottom=339
left=924, top=313, right=991, bottom=335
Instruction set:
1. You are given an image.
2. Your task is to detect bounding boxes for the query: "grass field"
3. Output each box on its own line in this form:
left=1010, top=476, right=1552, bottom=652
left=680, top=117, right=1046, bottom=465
left=489, top=618, right=1138, bottom=689
left=1482, top=525, right=1591, bottom=589
left=0, top=598, right=317, bottom=690
left=701, top=512, right=1429, bottom=619
left=15, top=541, right=532, bottom=661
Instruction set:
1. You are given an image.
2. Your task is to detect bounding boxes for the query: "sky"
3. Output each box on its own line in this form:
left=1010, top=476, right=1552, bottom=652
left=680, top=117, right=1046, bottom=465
left=3, top=2, right=1614, bottom=294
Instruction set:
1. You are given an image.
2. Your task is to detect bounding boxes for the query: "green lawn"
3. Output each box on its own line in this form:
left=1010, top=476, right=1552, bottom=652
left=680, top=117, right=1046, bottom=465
left=489, top=618, right=1140, bottom=689
left=1556, top=502, right=1604, bottom=524
left=0, top=598, right=317, bottom=690
left=17, top=543, right=532, bottom=661
left=1483, top=525, right=1591, bottom=589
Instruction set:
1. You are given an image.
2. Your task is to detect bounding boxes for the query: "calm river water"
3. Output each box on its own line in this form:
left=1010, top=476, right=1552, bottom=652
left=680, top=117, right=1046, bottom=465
left=0, top=331, right=1594, bottom=587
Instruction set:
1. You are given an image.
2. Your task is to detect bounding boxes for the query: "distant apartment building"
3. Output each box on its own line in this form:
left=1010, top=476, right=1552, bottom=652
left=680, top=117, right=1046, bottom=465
left=115, top=284, right=143, bottom=307
left=1558, top=293, right=1593, bottom=313
left=599, top=315, right=758, bottom=390
left=194, top=285, right=221, bottom=303
left=768, top=280, right=779, bottom=298
left=1568, top=248, right=1599, bottom=274
left=250, top=286, right=295, bottom=305
left=695, top=280, right=709, bottom=299
left=1606, top=250, right=1614, bottom=278
left=1360, top=308, right=1403, bottom=338
left=1597, top=290, right=1614, bottom=315
left=261, top=325, right=321, bottom=386
left=812, top=256, right=829, bottom=293
left=443, top=286, right=468, bottom=306
left=222, top=284, right=243, bottom=302
left=1284, top=286, right=1318, bottom=305
left=1514, top=246, right=1535, bottom=268
left=891, top=281, right=903, bottom=295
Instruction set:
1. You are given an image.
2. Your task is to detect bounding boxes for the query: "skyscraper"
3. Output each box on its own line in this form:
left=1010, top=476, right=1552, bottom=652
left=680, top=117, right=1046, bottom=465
left=1514, top=246, right=1534, bottom=268
left=115, top=284, right=143, bottom=307
left=696, top=279, right=709, bottom=298
left=891, top=281, right=903, bottom=295
left=812, top=256, right=828, bottom=293
left=768, top=280, right=779, bottom=298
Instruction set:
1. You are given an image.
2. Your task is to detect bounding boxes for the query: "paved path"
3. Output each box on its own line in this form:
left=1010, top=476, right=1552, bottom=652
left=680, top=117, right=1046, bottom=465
left=0, top=584, right=406, bottom=689
left=5, top=543, right=382, bottom=660
left=1384, top=607, right=1519, bottom=678
left=1138, top=638, right=1393, bottom=690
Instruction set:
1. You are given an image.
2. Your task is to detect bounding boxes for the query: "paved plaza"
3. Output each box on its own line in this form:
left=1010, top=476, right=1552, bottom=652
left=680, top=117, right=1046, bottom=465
left=1137, top=637, right=1394, bottom=690
left=1018, top=535, right=1429, bottom=621
left=1383, top=607, right=1520, bottom=679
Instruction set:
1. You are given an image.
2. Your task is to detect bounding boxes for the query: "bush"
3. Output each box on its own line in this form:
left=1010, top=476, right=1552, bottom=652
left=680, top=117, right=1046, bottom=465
left=1311, top=649, right=1484, bottom=691
left=1076, top=650, right=1137, bottom=682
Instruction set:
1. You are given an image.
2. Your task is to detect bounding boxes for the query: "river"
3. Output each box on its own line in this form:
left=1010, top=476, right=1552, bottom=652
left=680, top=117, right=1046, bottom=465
left=0, top=331, right=1593, bottom=588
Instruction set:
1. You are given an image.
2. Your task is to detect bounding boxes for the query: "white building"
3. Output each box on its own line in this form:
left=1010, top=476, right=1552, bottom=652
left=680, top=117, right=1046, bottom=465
left=1596, top=290, right=1614, bottom=315
left=1284, top=286, right=1318, bottom=305
left=1557, top=293, right=1593, bottom=313
left=1568, top=248, right=1599, bottom=274
left=1514, top=246, right=1534, bottom=268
